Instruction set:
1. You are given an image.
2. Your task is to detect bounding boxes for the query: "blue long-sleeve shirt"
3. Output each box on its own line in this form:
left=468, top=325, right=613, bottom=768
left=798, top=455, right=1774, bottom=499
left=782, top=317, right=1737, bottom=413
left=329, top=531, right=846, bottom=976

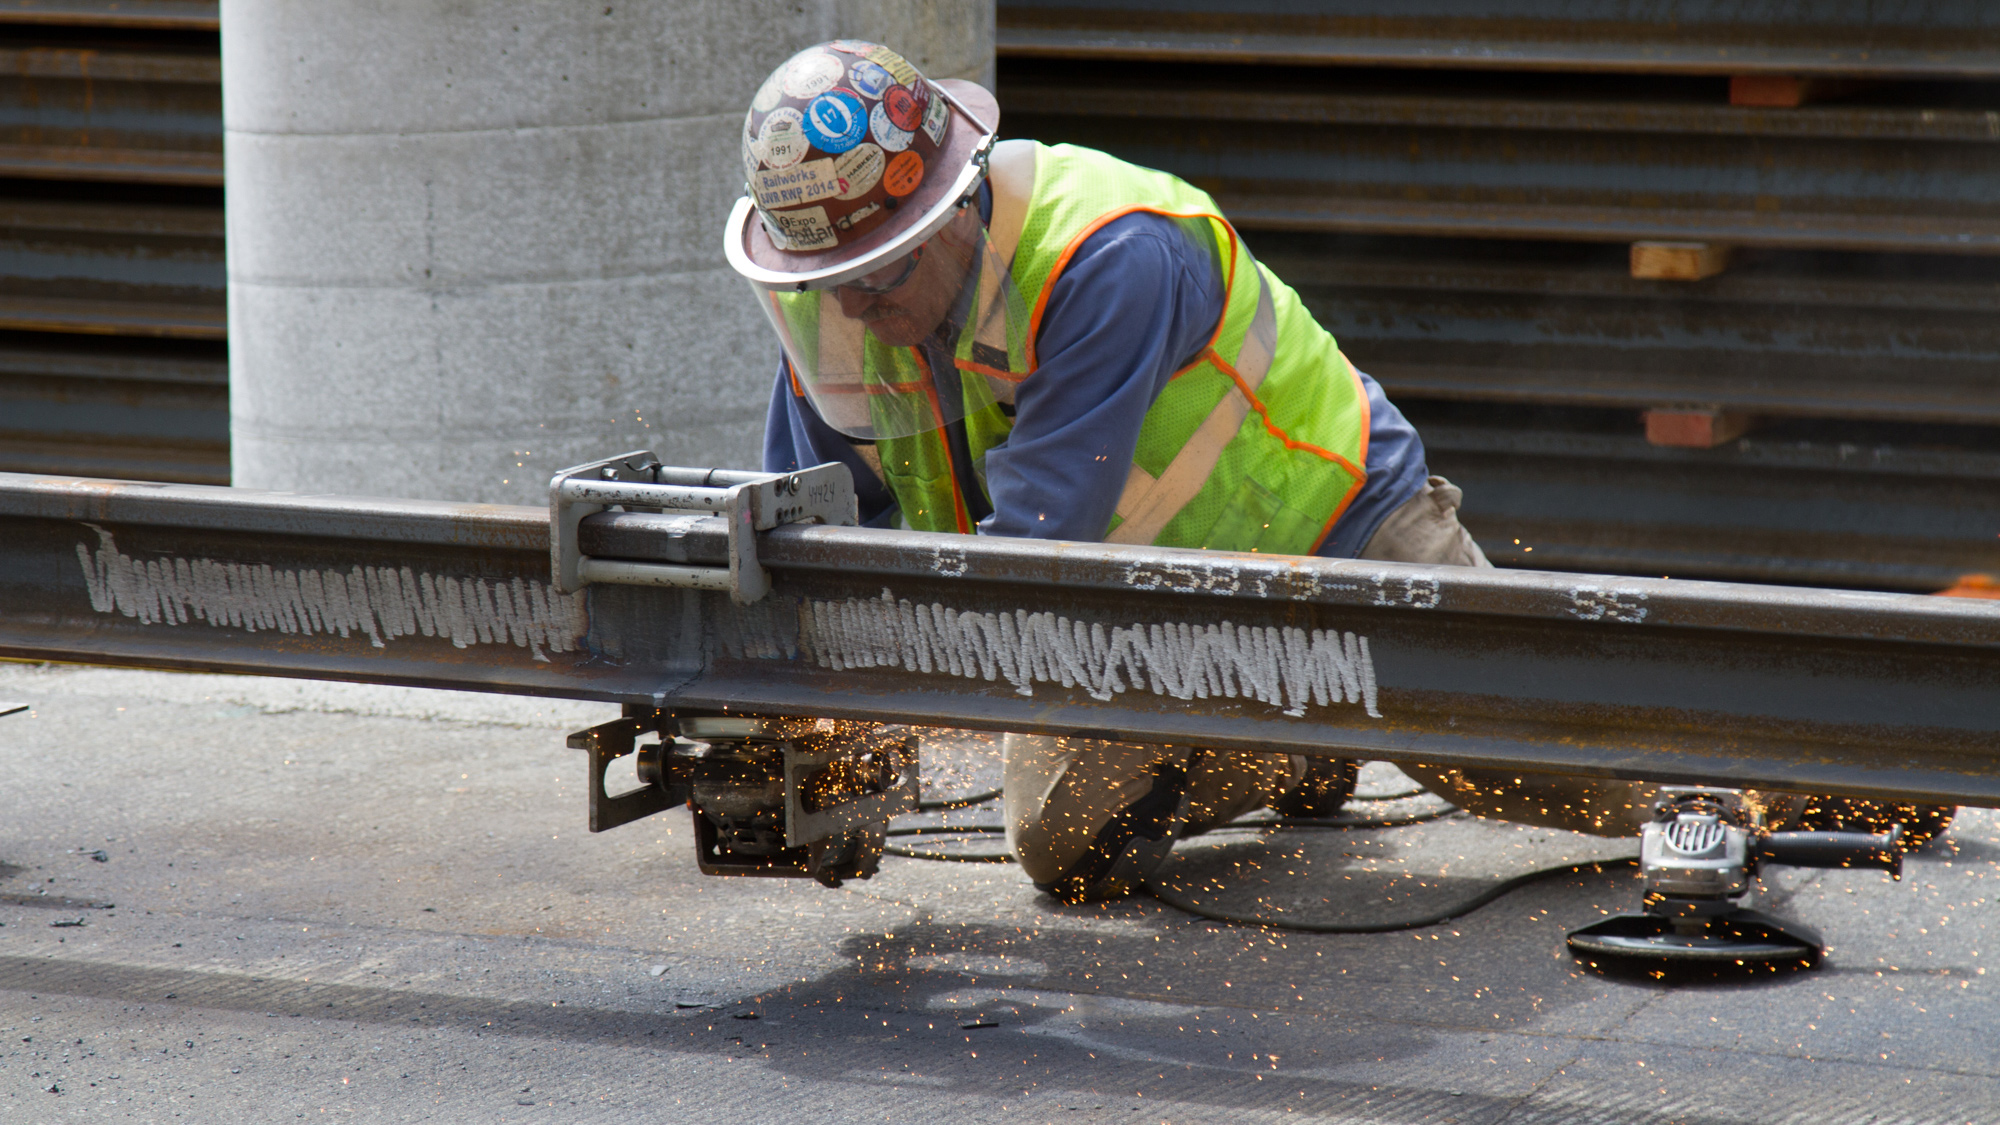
left=763, top=209, right=1427, bottom=557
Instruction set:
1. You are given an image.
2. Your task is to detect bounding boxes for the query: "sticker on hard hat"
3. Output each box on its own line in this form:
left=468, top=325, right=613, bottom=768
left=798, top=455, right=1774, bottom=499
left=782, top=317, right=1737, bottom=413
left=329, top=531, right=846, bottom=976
left=835, top=144, right=885, bottom=200
left=921, top=91, right=948, bottom=146
left=846, top=59, right=894, bottom=100
left=752, top=157, right=842, bottom=210
left=836, top=200, right=883, bottom=231
left=762, top=204, right=839, bottom=252
left=751, top=70, right=786, bottom=113
left=780, top=51, right=844, bottom=100
left=866, top=45, right=918, bottom=86
left=883, top=150, right=923, bottom=197
left=755, top=108, right=809, bottom=169
left=828, top=39, right=876, bottom=57
left=869, top=102, right=913, bottom=153
left=882, top=85, right=923, bottom=131
left=803, top=91, right=868, bottom=155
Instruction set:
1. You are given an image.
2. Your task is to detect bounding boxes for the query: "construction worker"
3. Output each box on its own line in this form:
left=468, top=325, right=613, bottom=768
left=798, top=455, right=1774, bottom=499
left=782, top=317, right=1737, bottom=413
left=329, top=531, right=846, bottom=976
left=724, top=42, right=1630, bottom=902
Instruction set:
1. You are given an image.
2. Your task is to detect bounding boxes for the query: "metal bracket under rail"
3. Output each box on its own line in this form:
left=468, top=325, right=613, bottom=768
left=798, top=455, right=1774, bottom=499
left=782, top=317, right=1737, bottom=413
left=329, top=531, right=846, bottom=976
left=567, top=706, right=686, bottom=833
left=548, top=450, right=857, bottom=604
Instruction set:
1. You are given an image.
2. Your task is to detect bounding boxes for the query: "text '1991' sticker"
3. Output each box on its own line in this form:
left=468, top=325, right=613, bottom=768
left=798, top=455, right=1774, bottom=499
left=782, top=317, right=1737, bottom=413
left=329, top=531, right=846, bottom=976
left=752, top=157, right=842, bottom=210
left=803, top=90, right=869, bottom=154
left=780, top=51, right=844, bottom=100
left=755, top=107, right=808, bottom=169
left=761, top=204, right=838, bottom=252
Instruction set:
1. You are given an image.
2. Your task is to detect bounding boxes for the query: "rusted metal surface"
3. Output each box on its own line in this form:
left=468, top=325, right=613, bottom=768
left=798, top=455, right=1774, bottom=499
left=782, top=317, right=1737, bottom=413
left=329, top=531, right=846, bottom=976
left=1004, top=66, right=2000, bottom=256
left=1253, top=234, right=2000, bottom=425
left=1002, top=75, right=2000, bottom=142
left=1414, top=404, right=2000, bottom=590
left=0, top=2, right=216, bottom=32
left=3, top=470, right=1999, bottom=810
left=0, top=46, right=220, bottom=185
left=997, top=19, right=2000, bottom=590
left=0, top=341, right=224, bottom=483
left=998, top=2, right=2000, bottom=78
left=0, top=4, right=224, bottom=483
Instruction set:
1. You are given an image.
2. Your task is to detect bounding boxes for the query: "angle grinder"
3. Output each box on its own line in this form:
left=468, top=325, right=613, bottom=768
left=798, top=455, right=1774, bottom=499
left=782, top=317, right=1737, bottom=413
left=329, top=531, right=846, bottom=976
left=1568, top=787, right=1904, bottom=975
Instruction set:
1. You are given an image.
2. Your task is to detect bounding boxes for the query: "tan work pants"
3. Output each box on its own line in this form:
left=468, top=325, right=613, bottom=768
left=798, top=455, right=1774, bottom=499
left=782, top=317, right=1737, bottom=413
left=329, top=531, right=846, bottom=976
left=1003, top=477, right=1670, bottom=899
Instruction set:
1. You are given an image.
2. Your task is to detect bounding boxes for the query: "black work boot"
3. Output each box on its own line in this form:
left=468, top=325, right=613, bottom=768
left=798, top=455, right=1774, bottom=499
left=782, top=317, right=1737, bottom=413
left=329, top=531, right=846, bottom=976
left=1265, top=756, right=1359, bottom=819
left=1036, top=759, right=1190, bottom=904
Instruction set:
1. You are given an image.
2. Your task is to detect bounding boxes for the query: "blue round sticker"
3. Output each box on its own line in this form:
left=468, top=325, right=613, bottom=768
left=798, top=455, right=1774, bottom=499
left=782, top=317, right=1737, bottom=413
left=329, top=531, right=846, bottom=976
left=847, top=59, right=894, bottom=100
left=803, top=90, right=868, bottom=154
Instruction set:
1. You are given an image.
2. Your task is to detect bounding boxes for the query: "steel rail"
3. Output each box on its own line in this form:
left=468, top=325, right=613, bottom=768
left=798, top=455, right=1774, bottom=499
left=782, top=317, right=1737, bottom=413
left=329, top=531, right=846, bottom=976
left=1216, top=194, right=2000, bottom=257
left=1001, top=106, right=2000, bottom=256
left=1249, top=232, right=2000, bottom=589
left=0, top=2, right=217, bottom=31
left=0, top=8, right=226, bottom=485
left=996, top=3, right=2000, bottom=79
left=1001, top=80, right=2000, bottom=143
left=1427, top=418, right=2000, bottom=591
left=1252, top=238, right=2000, bottom=428
left=3, top=471, right=1999, bottom=810
left=995, top=27, right=2000, bottom=80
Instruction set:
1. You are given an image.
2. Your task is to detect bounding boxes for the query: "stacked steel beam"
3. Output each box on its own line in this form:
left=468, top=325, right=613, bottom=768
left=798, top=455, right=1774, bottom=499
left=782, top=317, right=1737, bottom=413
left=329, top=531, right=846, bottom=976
left=8, top=4, right=1996, bottom=591
left=998, top=1, right=2000, bottom=589
left=0, top=0, right=224, bottom=485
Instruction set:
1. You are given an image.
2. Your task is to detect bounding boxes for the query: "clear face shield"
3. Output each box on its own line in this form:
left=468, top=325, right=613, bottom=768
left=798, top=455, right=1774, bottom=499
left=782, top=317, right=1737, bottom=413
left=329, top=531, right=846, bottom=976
left=751, top=210, right=1029, bottom=441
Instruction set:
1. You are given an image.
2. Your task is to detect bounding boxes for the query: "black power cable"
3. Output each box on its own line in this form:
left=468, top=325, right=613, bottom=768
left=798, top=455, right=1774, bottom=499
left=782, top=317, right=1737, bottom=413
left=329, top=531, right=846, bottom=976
left=884, top=823, right=1012, bottom=864
left=1143, top=857, right=1639, bottom=934
left=916, top=787, right=1003, bottom=812
left=1201, top=806, right=1457, bottom=833
left=889, top=785, right=1639, bottom=930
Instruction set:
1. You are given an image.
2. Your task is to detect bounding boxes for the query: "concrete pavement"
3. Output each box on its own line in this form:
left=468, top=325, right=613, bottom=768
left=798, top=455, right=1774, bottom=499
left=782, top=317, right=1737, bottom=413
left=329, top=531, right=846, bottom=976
left=1, top=662, right=1994, bottom=1123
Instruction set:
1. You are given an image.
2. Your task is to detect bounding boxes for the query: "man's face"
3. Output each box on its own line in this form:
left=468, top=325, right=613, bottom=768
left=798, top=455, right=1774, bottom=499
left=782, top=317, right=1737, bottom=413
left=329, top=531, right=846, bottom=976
left=832, top=209, right=980, bottom=348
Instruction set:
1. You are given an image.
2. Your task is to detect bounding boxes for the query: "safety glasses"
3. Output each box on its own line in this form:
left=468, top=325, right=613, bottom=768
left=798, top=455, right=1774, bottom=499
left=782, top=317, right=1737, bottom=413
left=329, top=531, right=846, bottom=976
left=837, top=243, right=925, bottom=295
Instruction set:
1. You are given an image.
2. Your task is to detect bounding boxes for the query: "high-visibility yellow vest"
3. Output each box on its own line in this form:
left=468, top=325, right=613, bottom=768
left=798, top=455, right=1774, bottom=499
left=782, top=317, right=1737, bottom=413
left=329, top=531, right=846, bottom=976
left=780, top=141, right=1370, bottom=552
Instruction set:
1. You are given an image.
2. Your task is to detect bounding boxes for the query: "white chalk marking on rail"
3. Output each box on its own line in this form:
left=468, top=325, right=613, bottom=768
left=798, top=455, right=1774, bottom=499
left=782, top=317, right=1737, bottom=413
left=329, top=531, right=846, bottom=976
left=930, top=542, right=969, bottom=578
left=1119, top=559, right=1447, bottom=610
left=1121, top=559, right=1243, bottom=597
left=1367, top=570, right=1441, bottom=609
left=1566, top=585, right=1649, bottom=623
left=795, top=588, right=1380, bottom=718
left=74, top=527, right=586, bottom=661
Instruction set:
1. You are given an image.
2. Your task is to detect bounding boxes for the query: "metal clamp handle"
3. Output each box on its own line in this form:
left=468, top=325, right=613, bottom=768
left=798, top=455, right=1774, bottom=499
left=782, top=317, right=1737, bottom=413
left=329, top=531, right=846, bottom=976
left=548, top=451, right=857, bottom=604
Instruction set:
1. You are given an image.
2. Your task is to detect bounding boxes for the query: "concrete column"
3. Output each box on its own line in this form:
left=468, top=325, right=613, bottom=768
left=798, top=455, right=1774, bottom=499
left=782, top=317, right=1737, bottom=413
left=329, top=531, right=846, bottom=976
left=225, top=0, right=993, bottom=503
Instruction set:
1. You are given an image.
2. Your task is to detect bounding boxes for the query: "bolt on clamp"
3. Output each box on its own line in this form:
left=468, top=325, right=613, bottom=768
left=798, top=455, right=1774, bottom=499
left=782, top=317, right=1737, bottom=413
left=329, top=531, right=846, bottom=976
left=548, top=450, right=857, bottom=604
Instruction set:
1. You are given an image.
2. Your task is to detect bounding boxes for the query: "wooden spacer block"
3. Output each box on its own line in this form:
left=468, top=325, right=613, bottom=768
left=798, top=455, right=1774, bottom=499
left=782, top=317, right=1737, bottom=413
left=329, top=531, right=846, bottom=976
left=1644, top=407, right=1753, bottom=448
left=1730, top=75, right=1810, bottom=107
left=1730, top=75, right=1875, bottom=108
left=1936, top=574, right=2000, bottom=600
left=1631, top=240, right=1732, bottom=281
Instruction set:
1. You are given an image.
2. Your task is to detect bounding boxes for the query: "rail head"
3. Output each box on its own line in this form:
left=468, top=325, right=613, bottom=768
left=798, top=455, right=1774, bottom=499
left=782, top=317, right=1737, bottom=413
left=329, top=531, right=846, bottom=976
left=5, top=468, right=2000, bottom=807
left=0, top=472, right=547, bottom=551
left=8, top=470, right=1996, bottom=651
left=579, top=510, right=2000, bottom=651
